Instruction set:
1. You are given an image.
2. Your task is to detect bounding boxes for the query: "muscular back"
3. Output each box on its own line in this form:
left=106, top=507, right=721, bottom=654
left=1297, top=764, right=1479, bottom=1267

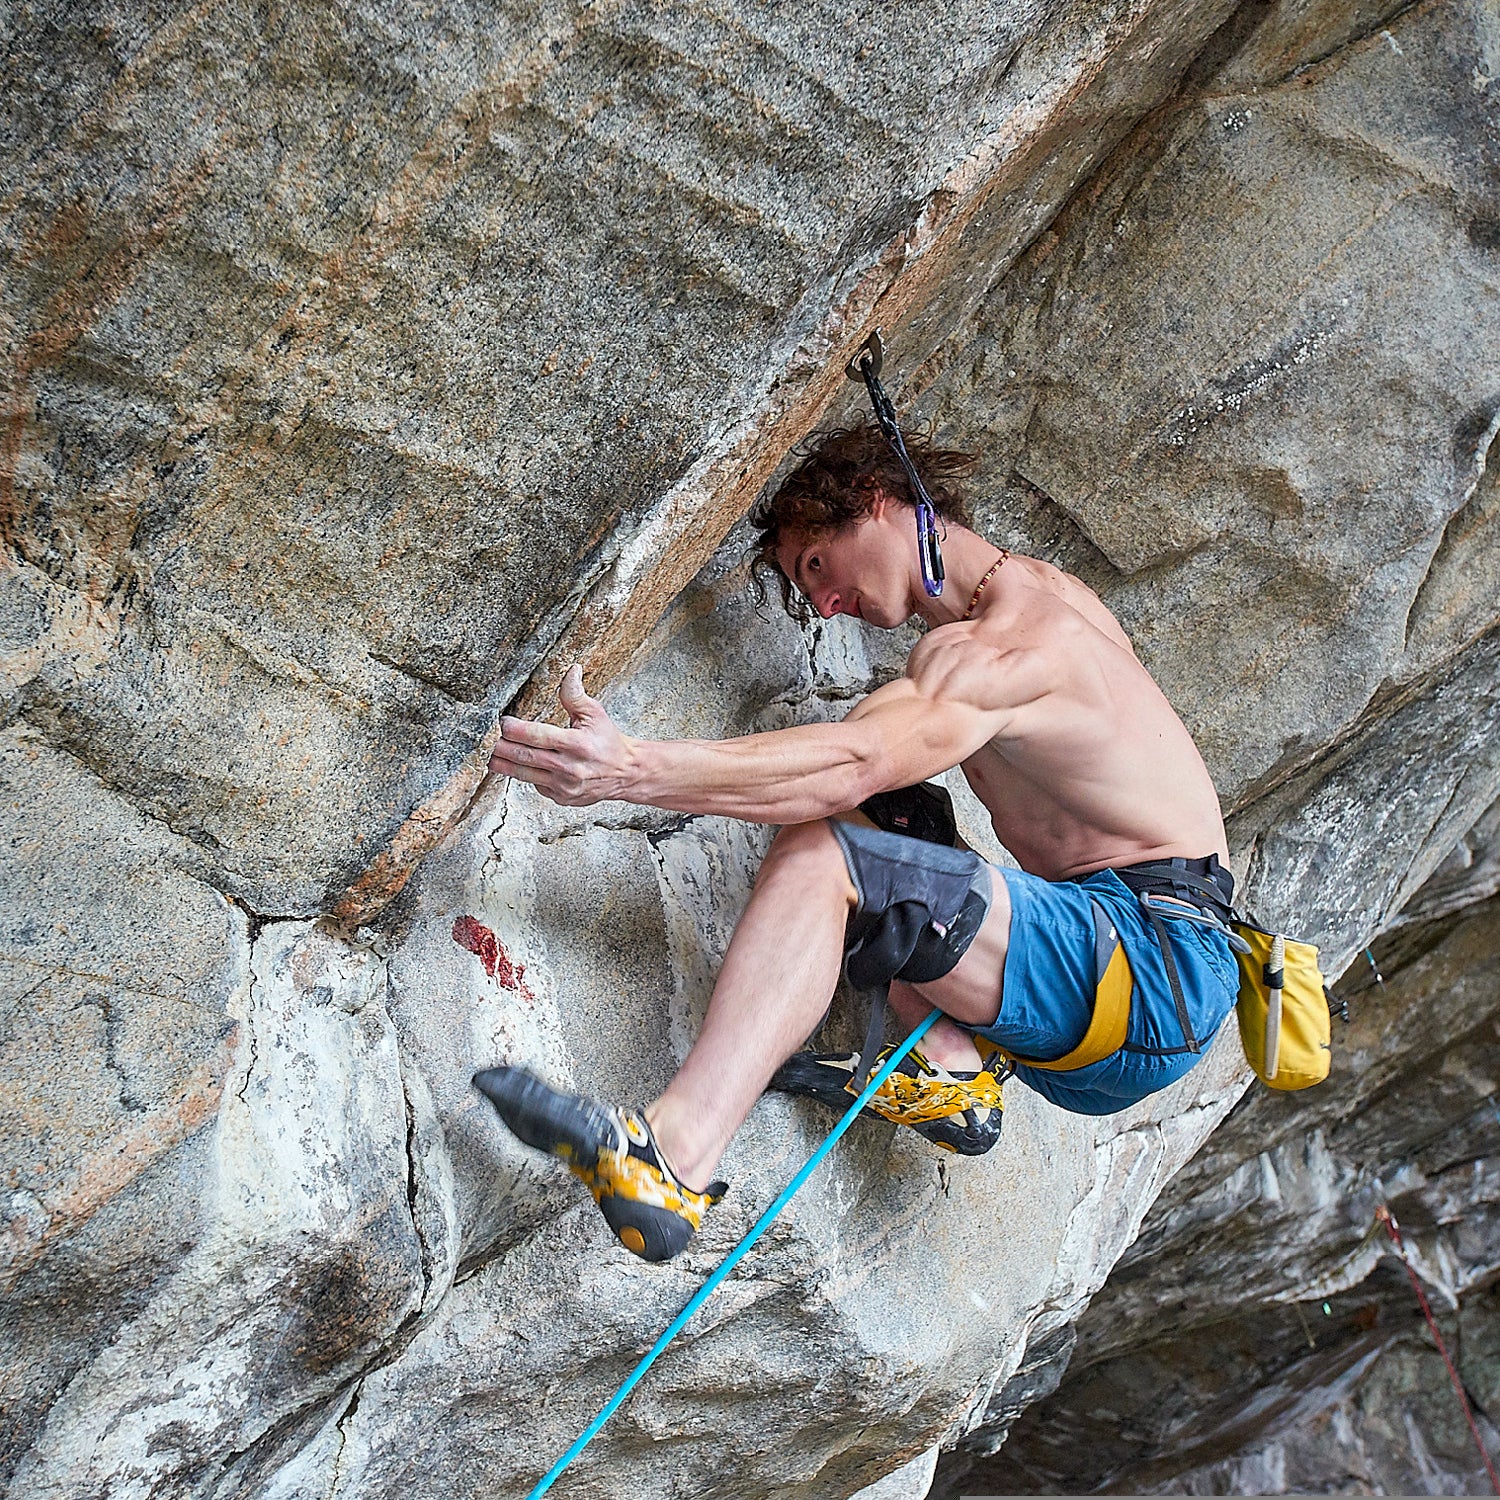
left=908, top=554, right=1227, bottom=880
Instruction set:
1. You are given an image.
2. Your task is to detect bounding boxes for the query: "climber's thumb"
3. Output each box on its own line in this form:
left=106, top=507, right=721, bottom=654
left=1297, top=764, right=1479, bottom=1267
left=559, top=663, right=597, bottom=727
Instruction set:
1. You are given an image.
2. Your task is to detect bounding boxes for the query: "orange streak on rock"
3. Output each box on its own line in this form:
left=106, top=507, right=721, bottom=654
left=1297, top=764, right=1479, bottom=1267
left=0, top=1034, right=235, bottom=1295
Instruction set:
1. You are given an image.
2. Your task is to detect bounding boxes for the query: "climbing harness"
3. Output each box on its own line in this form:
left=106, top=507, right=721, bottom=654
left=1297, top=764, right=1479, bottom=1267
left=1114, top=858, right=1243, bottom=1057
left=982, top=855, right=1341, bottom=1089
left=1376, top=1204, right=1500, bottom=1494
left=1104, top=858, right=1340, bottom=1089
left=845, top=329, right=945, bottom=598
left=524, top=1008, right=942, bottom=1499
left=991, top=857, right=1237, bottom=1075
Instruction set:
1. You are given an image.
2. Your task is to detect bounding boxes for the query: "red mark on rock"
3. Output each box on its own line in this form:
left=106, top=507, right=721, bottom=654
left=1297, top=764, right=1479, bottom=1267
left=452, top=916, right=532, bottom=999
left=452, top=915, right=499, bottom=975
left=493, top=946, right=528, bottom=992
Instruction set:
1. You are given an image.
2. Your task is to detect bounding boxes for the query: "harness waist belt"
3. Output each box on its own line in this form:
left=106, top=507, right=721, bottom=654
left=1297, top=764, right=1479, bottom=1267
left=1111, top=854, right=1235, bottom=920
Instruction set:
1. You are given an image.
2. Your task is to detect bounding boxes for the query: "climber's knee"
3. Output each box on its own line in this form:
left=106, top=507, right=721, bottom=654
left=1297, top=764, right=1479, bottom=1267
left=759, top=818, right=858, bottom=904
left=828, top=819, right=992, bottom=992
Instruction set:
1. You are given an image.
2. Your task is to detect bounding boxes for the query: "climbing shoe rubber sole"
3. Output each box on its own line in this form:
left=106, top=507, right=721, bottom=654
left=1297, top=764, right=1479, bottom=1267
left=473, top=1066, right=726, bottom=1262
left=769, top=1045, right=1003, bottom=1156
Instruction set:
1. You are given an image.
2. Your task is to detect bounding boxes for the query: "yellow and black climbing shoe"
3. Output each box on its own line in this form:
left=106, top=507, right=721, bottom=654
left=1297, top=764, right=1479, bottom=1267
left=769, top=1045, right=1003, bottom=1155
left=472, top=1066, right=726, bottom=1262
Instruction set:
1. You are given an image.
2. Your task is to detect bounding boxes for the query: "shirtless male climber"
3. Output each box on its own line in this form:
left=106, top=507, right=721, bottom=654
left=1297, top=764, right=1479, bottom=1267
left=474, top=423, right=1240, bottom=1262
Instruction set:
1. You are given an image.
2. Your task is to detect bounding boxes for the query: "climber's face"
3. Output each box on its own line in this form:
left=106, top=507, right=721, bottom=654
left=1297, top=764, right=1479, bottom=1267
left=774, top=495, right=916, bottom=629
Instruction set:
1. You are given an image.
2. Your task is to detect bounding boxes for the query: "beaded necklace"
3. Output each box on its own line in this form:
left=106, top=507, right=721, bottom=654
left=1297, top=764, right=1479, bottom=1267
left=962, top=552, right=1009, bottom=620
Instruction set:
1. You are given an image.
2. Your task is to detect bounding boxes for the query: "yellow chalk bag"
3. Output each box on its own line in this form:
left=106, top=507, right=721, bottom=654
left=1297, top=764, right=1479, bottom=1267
left=1233, top=924, right=1331, bottom=1090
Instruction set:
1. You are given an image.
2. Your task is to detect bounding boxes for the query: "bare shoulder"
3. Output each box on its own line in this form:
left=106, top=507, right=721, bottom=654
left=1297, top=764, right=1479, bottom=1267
left=905, top=621, right=1052, bottom=713
left=902, top=552, right=1137, bottom=716
left=1011, top=553, right=1137, bottom=658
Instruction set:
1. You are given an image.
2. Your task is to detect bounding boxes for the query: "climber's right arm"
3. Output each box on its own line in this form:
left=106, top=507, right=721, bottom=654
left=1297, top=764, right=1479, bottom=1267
left=491, top=636, right=1036, bottom=821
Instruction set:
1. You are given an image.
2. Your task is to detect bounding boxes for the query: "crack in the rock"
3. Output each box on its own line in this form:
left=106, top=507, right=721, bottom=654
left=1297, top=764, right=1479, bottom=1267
left=1188, top=0, right=1424, bottom=101
left=326, top=1379, right=364, bottom=1499
left=366, top=649, right=466, bottom=702
left=480, top=779, right=512, bottom=869
left=1400, top=402, right=1500, bottom=660
left=4, top=973, right=48, bottom=1008
left=1456, top=405, right=1500, bottom=494
left=217, top=948, right=439, bottom=1496
left=396, top=1057, right=437, bottom=1309
left=769, top=683, right=868, bottom=712
left=1176, top=0, right=1281, bottom=95
left=220, top=1370, right=372, bottom=1500
left=234, top=963, right=260, bottom=1108
left=535, top=811, right=699, bottom=846
left=1406, top=775, right=1475, bottom=901
left=221, top=892, right=309, bottom=943
left=805, top=621, right=824, bottom=679
left=645, top=812, right=705, bottom=848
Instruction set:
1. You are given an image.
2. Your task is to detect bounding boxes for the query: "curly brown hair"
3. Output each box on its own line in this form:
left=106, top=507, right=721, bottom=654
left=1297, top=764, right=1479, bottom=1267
left=750, top=422, right=978, bottom=618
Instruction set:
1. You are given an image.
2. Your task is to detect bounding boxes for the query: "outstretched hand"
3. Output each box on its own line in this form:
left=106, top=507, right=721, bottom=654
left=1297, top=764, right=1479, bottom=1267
left=488, top=665, right=636, bottom=807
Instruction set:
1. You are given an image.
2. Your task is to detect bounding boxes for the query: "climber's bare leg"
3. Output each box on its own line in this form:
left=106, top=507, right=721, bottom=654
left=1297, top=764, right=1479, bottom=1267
left=887, top=983, right=984, bottom=1072
left=645, top=818, right=857, bottom=1191
left=886, top=864, right=1011, bottom=1072
left=646, top=824, right=1013, bottom=1189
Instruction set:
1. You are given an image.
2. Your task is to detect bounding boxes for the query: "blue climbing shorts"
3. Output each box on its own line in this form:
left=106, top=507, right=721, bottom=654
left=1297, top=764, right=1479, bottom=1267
left=966, top=866, right=1239, bottom=1116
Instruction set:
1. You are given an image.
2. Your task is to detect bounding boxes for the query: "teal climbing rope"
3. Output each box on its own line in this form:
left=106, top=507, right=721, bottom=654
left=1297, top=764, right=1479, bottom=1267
left=526, top=1007, right=942, bottom=1499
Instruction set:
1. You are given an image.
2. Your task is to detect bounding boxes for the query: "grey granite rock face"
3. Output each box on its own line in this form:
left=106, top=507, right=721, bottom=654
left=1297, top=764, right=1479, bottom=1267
left=10, top=920, right=428, bottom=1499
left=919, top=0, right=1500, bottom=810
left=1, top=0, right=1243, bottom=920
left=3, top=0, right=1269, bottom=1487
left=924, top=0, right=1500, bottom=1489
left=1400, top=792, right=1500, bottom=929
left=1153, top=1310, right=1500, bottom=1498
left=2, top=0, right=1499, bottom=1494
left=0, top=725, right=245, bottom=1478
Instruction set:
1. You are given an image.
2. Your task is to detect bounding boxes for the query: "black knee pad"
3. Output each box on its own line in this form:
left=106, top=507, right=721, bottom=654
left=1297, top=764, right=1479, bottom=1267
left=829, top=820, right=992, bottom=992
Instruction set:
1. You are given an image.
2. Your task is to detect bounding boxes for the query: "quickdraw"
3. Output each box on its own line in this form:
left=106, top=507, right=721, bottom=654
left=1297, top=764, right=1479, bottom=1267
left=845, top=328, right=945, bottom=598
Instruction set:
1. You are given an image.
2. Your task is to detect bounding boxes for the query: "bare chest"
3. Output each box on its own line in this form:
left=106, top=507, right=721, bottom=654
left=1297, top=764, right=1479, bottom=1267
left=960, top=741, right=1079, bottom=872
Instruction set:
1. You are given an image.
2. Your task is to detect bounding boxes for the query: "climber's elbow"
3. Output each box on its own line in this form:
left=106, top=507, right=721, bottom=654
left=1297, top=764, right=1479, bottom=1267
left=833, top=729, right=894, bottom=813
